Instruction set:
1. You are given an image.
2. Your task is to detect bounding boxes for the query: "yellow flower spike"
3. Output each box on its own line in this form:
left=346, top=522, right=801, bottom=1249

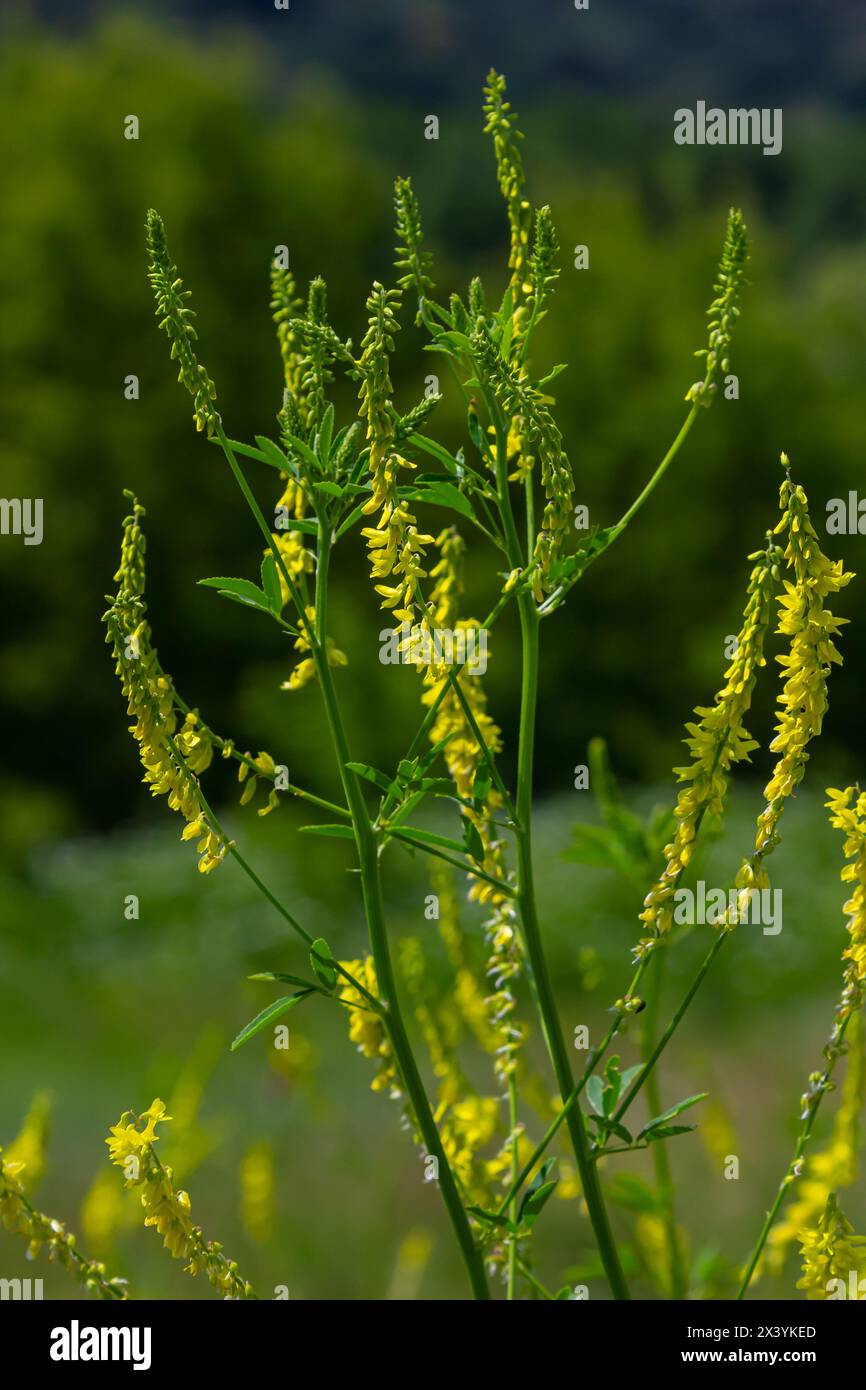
left=0, top=1149, right=127, bottom=1300
left=635, top=531, right=783, bottom=959
left=104, top=499, right=229, bottom=874
left=417, top=532, right=526, bottom=1089
left=797, top=1193, right=866, bottom=1299
left=339, top=957, right=400, bottom=1096
left=104, top=1102, right=255, bottom=1299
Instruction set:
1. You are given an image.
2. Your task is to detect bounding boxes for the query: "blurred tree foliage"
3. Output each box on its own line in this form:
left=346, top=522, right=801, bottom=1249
left=1, top=9, right=865, bottom=861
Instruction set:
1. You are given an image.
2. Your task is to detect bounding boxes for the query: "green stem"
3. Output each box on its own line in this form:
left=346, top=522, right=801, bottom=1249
left=487, top=399, right=628, bottom=1298
left=641, top=948, right=688, bottom=1299
left=513, top=591, right=629, bottom=1300
left=737, top=1010, right=857, bottom=1300
left=313, top=518, right=491, bottom=1302
left=612, top=934, right=727, bottom=1127
left=389, top=828, right=519, bottom=897
left=507, top=1075, right=519, bottom=1301
left=537, top=404, right=700, bottom=617
left=609, top=405, right=699, bottom=540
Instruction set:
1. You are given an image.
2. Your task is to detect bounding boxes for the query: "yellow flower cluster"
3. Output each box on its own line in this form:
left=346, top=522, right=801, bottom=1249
left=238, top=750, right=281, bottom=817
left=438, top=1096, right=501, bottom=1205
left=760, top=467, right=852, bottom=818
left=272, top=529, right=315, bottom=600
left=104, top=499, right=229, bottom=874
left=358, top=283, right=432, bottom=627
left=826, top=786, right=866, bottom=990
left=278, top=604, right=348, bottom=693
left=797, top=1193, right=866, bottom=1300
left=0, top=1149, right=127, bottom=1299
left=635, top=540, right=781, bottom=959
left=421, top=530, right=525, bottom=1085
left=713, top=466, right=849, bottom=939
left=339, top=958, right=400, bottom=1096
left=105, top=1100, right=255, bottom=1298
left=432, top=860, right=501, bottom=1057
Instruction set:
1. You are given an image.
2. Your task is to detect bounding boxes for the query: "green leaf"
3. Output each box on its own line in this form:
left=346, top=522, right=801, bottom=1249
left=586, top=1076, right=606, bottom=1117
left=639, top=1093, right=708, bottom=1140
left=517, top=1158, right=557, bottom=1227
left=231, top=991, right=314, bottom=1051
left=198, top=577, right=272, bottom=613
left=298, top=823, right=356, bottom=839
left=345, top=761, right=398, bottom=795
left=405, top=431, right=460, bottom=475
left=210, top=436, right=284, bottom=472
left=461, top=815, right=486, bottom=865
left=536, top=363, right=568, bottom=388
left=315, top=403, right=335, bottom=469
left=248, top=971, right=322, bottom=991
left=431, top=328, right=473, bottom=354
left=466, top=1205, right=512, bottom=1231
left=271, top=429, right=319, bottom=474
left=402, top=480, right=475, bottom=520
left=274, top=517, right=318, bottom=536
left=466, top=407, right=487, bottom=455
left=253, top=435, right=293, bottom=473
left=260, top=554, right=282, bottom=613
left=310, top=937, right=337, bottom=992
left=393, top=826, right=468, bottom=855
left=518, top=1179, right=558, bottom=1228
left=315, top=480, right=344, bottom=498
left=644, top=1124, right=697, bottom=1141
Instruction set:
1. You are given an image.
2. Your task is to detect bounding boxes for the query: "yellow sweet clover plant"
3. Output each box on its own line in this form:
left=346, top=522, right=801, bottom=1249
left=65, top=68, right=863, bottom=1304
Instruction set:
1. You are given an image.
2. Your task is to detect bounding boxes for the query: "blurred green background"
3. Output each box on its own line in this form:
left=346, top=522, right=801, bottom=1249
left=1, top=0, right=865, bottom=1298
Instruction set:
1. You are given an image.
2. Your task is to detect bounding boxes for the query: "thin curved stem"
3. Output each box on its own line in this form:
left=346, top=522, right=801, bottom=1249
left=737, top=1010, right=857, bottom=1300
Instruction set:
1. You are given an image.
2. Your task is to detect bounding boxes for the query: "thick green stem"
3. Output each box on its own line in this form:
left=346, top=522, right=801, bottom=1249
left=314, top=519, right=490, bottom=1301
left=514, top=590, right=630, bottom=1299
